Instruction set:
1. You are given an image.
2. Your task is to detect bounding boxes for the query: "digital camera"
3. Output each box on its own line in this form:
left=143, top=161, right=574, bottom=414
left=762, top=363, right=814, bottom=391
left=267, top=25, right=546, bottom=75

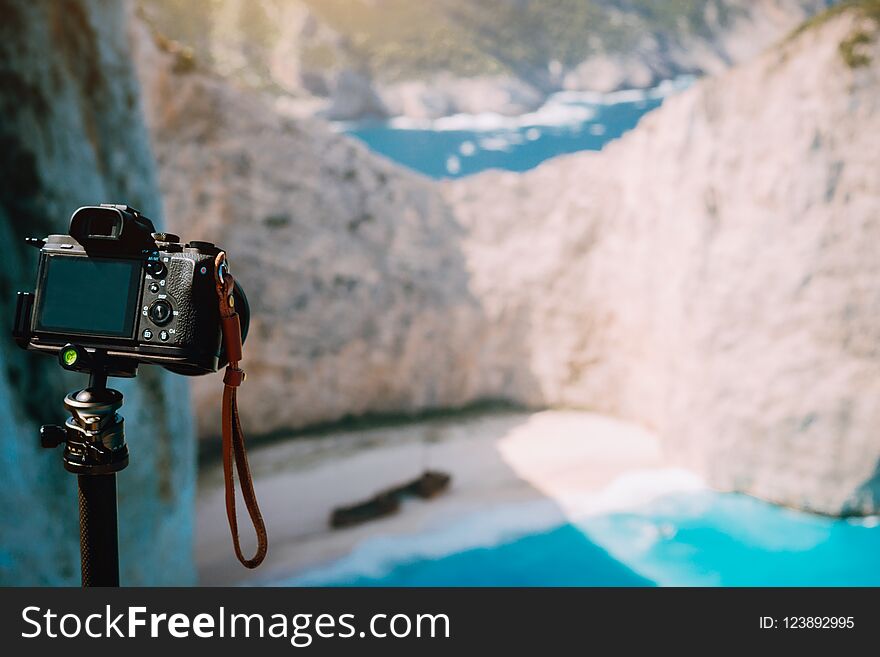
left=13, top=204, right=248, bottom=376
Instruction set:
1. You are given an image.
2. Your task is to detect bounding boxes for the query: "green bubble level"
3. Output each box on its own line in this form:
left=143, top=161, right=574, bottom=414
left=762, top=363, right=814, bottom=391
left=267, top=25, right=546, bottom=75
left=62, top=349, right=77, bottom=366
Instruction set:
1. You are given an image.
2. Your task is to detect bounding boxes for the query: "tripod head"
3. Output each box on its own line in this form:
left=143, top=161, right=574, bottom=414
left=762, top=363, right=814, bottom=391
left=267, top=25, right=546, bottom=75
left=40, top=344, right=133, bottom=475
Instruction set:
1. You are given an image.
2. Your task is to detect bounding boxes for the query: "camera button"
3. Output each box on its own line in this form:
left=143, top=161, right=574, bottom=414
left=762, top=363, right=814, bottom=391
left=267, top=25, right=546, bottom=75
left=142, top=329, right=153, bottom=340
left=148, top=299, right=173, bottom=326
left=149, top=282, right=160, bottom=294
left=159, top=330, right=169, bottom=342
left=145, top=261, right=166, bottom=278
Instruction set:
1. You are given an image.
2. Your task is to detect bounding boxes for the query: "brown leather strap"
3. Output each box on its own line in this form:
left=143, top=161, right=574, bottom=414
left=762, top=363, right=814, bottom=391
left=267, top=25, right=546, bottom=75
left=215, top=252, right=267, bottom=569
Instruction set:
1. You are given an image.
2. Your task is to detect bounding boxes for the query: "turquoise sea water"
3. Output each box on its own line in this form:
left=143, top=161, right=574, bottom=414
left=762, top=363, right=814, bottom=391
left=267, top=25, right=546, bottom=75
left=291, top=492, right=880, bottom=587
left=343, top=77, right=693, bottom=179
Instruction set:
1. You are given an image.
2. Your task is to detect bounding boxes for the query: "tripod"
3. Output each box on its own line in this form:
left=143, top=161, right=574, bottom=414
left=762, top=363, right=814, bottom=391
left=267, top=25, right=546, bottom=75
left=40, top=347, right=137, bottom=587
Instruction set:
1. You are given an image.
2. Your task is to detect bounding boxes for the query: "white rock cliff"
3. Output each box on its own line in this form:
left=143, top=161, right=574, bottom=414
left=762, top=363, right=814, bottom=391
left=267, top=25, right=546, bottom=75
left=448, top=9, right=880, bottom=515
left=137, top=8, right=880, bottom=516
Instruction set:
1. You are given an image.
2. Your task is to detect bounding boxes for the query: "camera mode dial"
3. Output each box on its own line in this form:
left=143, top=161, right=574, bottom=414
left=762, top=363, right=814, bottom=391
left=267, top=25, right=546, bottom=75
left=148, top=299, right=173, bottom=326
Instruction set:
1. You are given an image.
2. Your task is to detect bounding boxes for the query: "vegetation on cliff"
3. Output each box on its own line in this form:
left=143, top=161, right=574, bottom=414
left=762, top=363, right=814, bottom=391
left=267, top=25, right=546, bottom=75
left=791, top=0, right=880, bottom=67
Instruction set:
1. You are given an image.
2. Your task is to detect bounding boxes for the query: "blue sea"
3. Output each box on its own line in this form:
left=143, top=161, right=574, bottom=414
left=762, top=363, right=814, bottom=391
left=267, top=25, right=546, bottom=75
left=343, top=77, right=693, bottom=179
left=288, top=491, right=880, bottom=587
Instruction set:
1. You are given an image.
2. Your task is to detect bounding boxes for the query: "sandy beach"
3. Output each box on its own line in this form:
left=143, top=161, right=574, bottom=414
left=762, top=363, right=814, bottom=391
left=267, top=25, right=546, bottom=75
left=196, top=410, right=682, bottom=585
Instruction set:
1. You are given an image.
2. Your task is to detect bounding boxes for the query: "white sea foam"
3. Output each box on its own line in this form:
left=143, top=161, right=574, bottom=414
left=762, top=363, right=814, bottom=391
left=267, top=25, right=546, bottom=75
left=477, top=136, right=514, bottom=152
left=847, top=515, right=880, bottom=528
left=382, top=75, right=692, bottom=133
left=389, top=103, right=596, bottom=132
left=458, top=140, right=476, bottom=156
left=564, top=468, right=705, bottom=518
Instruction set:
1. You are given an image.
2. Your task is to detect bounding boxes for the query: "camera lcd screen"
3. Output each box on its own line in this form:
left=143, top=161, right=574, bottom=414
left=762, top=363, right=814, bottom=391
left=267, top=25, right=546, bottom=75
left=36, top=256, right=141, bottom=338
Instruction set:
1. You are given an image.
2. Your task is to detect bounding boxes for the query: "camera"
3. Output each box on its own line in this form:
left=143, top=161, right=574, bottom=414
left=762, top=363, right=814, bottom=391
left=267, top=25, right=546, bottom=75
left=13, top=204, right=266, bottom=577
left=13, top=204, right=249, bottom=376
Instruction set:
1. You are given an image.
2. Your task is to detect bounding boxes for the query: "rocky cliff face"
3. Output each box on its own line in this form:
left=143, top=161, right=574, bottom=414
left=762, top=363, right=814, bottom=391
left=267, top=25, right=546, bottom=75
left=0, top=0, right=195, bottom=585
left=133, top=26, right=488, bottom=440
left=447, top=7, right=880, bottom=515
left=136, top=5, right=880, bottom=516
left=138, top=0, right=834, bottom=120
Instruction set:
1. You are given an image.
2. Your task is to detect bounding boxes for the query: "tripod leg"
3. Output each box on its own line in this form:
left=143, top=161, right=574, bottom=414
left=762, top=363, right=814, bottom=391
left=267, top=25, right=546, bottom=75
left=78, top=474, right=120, bottom=587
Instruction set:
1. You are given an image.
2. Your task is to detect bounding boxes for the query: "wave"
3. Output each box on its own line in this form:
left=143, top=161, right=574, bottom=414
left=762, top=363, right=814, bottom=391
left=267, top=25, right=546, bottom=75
left=388, top=103, right=597, bottom=132
left=377, top=75, right=694, bottom=133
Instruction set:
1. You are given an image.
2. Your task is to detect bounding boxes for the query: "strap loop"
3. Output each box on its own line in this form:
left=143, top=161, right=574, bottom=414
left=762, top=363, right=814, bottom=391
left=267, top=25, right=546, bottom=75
left=223, top=367, right=245, bottom=387
left=215, top=252, right=267, bottom=569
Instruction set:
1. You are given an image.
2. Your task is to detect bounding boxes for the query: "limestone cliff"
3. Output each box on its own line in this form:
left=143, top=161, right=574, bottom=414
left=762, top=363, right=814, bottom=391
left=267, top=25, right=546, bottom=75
left=447, top=6, right=880, bottom=515
left=136, top=5, right=880, bottom=516
left=0, top=0, right=195, bottom=584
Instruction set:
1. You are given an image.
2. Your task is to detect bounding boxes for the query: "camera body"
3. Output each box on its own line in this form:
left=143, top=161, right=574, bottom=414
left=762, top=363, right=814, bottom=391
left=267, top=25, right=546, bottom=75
left=13, top=204, right=246, bottom=376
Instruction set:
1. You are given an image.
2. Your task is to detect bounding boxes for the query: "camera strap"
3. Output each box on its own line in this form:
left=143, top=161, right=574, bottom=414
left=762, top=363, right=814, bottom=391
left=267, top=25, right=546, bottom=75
left=215, top=252, right=268, bottom=569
